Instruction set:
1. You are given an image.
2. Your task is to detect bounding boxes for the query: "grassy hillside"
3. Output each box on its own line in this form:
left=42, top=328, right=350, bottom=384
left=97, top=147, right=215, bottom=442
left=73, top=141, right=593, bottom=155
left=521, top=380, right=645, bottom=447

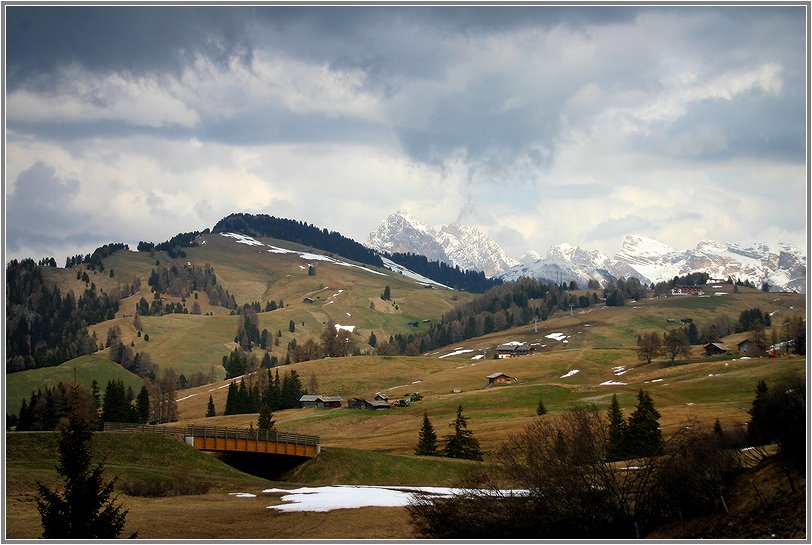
left=5, top=355, right=144, bottom=416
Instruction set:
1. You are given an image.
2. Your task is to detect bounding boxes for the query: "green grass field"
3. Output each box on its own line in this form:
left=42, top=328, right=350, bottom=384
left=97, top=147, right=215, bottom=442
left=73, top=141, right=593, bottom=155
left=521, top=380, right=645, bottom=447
left=5, top=355, right=145, bottom=416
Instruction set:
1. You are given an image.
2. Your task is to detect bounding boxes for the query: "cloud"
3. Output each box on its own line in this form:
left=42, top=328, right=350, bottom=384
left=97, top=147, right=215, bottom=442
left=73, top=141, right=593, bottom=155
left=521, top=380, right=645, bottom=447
left=3, top=6, right=806, bottom=264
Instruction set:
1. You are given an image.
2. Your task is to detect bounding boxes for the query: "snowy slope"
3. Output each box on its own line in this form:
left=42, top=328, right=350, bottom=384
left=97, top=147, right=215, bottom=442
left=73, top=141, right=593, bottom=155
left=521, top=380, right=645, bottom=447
left=499, top=235, right=806, bottom=293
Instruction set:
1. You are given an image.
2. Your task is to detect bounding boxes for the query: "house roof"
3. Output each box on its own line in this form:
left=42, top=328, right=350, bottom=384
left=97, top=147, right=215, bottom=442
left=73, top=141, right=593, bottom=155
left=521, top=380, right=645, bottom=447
left=487, top=372, right=511, bottom=379
left=497, top=342, right=529, bottom=352
left=736, top=339, right=751, bottom=347
left=299, top=395, right=342, bottom=403
left=704, top=342, right=727, bottom=350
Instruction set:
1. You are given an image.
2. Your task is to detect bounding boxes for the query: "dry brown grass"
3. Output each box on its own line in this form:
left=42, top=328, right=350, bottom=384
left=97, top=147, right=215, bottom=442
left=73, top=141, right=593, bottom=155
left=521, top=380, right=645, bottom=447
left=5, top=484, right=415, bottom=539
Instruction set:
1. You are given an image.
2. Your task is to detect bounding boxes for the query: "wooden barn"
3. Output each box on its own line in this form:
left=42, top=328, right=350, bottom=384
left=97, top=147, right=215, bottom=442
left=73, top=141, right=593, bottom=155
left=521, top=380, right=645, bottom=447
left=487, top=372, right=514, bottom=386
left=299, top=395, right=342, bottom=409
left=348, top=398, right=391, bottom=410
left=703, top=342, right=728, bottom=357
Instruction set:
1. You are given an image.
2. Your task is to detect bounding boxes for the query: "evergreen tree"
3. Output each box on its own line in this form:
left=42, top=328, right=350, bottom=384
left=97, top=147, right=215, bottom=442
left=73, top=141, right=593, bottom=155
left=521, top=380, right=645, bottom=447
left=606, top=394, right=628, bottom=461
left=101, top=380, right=135, bottom=423
left=536, top=397, right=547, bottom=416
left=415, top=412, right=438, bottom=456
left=381, top=285, right=391, bottom=301
left=288, top=320, right=296, bottom=333
left=135, top=386, right=150, bottom=424
left=223, top=382, right=239, bottom=415
left=747, top=380, right=771, bottom=446
left=442, top=405, right=483, bottom=461
left=36, top=386, right=129, bottom=538
left=368, top=331, right=377, bottom=347
left=257, top=403, right=276, bottom=431
left=206, top=395, right=216, bottom=418
left=624, top=389, right=663, bottom=458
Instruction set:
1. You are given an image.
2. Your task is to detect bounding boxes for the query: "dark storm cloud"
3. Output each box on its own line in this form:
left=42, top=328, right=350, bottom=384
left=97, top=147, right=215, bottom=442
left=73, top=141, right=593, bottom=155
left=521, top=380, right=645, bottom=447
left=6, top=162, right=83, bottom=251
left=5, top=6, right=254, bottom=89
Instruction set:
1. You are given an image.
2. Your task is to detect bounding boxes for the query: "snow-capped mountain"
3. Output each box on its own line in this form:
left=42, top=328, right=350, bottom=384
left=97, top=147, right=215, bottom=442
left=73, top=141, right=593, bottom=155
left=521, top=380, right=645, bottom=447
left=500, top=235, right=806, bottom=293
left=366, top=211, right=519, bottom=277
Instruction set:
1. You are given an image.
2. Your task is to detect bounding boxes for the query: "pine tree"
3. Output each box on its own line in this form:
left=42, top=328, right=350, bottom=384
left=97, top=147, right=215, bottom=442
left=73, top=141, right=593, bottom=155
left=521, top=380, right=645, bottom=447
left=368, top=331, right=377, bottom=347
left=257, top=403, right=276, bottom=431
left=606, top=394, right=628, bottom=461
left=747, top=380, right=771, bottom=445
left=223, top=382, right=239, bottom=415
left=206, top=395, right=216, bottom=418
left=414, top=412, right=438, bottom=456
left=443, top=405, right=483, bottom=461
left=135, top=386, right=150, bottom=424
left=381, top=285, right=391, bottom=301
left=624, top=389, right=663, bottom=458
left=536, top=397, right=547, bottom=416
left=36, top=385, right=129, bottom=538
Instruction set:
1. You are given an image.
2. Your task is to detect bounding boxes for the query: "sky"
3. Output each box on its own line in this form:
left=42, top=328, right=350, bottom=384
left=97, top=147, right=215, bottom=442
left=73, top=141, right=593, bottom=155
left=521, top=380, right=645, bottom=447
left=4, top=4, right=808, bottom=266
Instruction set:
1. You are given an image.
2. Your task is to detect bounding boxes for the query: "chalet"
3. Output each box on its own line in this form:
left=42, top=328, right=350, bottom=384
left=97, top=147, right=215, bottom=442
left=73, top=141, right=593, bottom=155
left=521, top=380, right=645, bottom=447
left=302, top=297, right=315, bottom=304
left=671, top=286, right=704, bottom=296
left=299, top=395, right=342, bottom=409
left=703, top=343, right=728, bottom=357
left=373, top=392, right=389, bottom=402
left=407, top=321, right=419, bottom=328
left=496, top=342, right=531, bottom=358
left=737, top=339, right=752, bottom=355
left=348, top=398, right=390, bottom=410
left=487, top=372, right=514, bottom=386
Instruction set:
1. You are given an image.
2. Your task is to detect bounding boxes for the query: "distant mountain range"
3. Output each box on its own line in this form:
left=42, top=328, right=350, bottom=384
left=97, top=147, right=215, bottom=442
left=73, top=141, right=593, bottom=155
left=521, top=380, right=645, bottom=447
left=366, top=212, right=807, bottom=293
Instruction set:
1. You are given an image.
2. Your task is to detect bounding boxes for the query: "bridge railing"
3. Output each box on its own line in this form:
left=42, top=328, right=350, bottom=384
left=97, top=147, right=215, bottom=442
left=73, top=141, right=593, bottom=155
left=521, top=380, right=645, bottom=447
left=102, top=422, right=320, bottom=446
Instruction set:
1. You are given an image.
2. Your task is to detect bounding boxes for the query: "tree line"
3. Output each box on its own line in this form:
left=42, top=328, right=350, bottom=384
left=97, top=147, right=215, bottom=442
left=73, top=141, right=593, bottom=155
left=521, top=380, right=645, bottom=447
left=373, top=278, right=600, bottom=356
left=209, top=368, right=308, bottom=416
left=137, top=229, right=209, bottom=259
left=6, top=259, right=138, bottom=373
left=383, top=252, right=502, bottom=293
left=212, top=212, right=384, bottom=268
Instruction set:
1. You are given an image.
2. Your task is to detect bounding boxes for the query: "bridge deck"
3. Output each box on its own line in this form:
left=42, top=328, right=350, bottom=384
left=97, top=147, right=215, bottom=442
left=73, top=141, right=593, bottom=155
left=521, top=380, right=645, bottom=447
left=103, top=422, right=320, bottom=458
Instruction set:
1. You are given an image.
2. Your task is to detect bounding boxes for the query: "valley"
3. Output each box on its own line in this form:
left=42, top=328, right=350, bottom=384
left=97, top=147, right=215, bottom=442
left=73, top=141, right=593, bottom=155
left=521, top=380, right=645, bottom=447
left=4, top=219, right=807, bottom=540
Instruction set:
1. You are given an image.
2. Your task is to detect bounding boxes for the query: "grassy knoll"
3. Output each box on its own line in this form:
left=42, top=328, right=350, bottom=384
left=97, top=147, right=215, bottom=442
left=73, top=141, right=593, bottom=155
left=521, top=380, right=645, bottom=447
left=5, top=355, right=144, bottom=416
left=282, top=446, right=478, bottom=486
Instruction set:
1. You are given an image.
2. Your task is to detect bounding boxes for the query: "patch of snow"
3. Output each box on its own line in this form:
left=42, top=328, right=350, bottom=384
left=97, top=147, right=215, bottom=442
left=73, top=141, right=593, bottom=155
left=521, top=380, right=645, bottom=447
left=380, top=257, right=452, bottom=288
left=471, top=354, right=484, bottom=360
left=346, top=312, right=352, bottom=317
left=600, top=380, right=627, bottom=386
left=229, top=493, right=257, bottom=498
left=439, top=349, right=475, bottom=359
left=714, top=292, right=727, bottom=296
left=562, top=340, right=569, bottom=344
left=740, top=356, right=751, bottom=360
left=412, top=380, right=421, bottom=384
left=324, top=301, right=334, bottom=305
left=299, top=265, right=307, bottom=270
left=560, top=369, right=580, bottom=378
left=334, top=324, right=355, bottom=333
left=545, top=332, right=568, bottom=341
left=221, top=232, right=264, bottom=246
left=262, top=485, right=527, bottom=513
left=176, top=394, right=197, bottom=402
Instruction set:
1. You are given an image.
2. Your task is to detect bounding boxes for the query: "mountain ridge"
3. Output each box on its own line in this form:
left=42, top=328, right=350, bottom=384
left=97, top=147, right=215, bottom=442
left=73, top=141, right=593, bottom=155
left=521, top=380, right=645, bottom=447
left=367, top=212, right=806, bottom=293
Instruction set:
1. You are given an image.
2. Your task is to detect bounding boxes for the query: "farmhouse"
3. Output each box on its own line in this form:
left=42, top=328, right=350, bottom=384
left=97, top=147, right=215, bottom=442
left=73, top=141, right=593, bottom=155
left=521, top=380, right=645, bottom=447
left=373, top=392, right=389, bottom=402
left=496, top=342, right=531, bottom=358
left=704, top=342, right=728, bottom=357
left=671, top=286, right=704, bottom=296
left=299, top=395, right=342, bottom=409
left=737, top=339, right=753, bottom=355
left=302, top=297, right=315, bottom=304
left=348, top=398, right=391, bottom=410
left=487, top=372, right=514, bottom=386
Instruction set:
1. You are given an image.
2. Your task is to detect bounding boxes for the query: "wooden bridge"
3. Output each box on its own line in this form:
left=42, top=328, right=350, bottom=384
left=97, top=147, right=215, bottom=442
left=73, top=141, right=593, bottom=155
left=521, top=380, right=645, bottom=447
left=103, top=422, right=320, bottom=458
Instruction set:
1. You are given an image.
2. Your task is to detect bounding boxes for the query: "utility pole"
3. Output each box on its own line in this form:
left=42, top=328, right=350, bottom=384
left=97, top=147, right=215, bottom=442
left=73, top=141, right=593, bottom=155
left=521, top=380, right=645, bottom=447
left=569, top=304, right=574, bottom=316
